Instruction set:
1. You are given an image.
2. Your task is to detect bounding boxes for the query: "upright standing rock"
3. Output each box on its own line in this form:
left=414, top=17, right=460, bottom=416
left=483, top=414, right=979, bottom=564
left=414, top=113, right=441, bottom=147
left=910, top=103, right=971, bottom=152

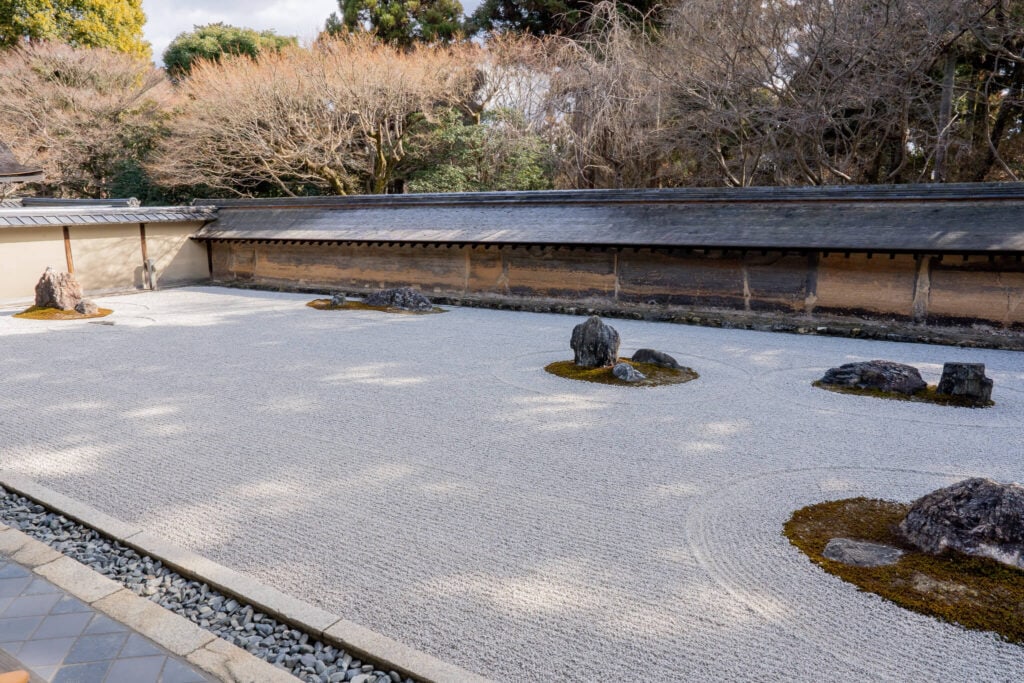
left=34, top=267, right=84, bottom=311
left=899, top=478, right=1024, bottom=570
left=936, top=363, right=993, bottom=405
left=570, top=316, right=620, bottom=367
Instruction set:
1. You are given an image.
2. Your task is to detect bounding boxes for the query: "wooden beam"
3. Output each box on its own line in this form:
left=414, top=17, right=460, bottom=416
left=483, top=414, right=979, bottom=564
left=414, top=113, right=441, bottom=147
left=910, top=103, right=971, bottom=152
left=62, top=226, right=74, bottom=273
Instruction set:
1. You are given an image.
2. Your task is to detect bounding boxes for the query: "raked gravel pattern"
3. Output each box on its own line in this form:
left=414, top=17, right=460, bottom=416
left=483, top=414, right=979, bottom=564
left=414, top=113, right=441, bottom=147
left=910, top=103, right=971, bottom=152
left=0, top=490, right=413, bottom=683
left=1, top=287, right=1023, bottom=682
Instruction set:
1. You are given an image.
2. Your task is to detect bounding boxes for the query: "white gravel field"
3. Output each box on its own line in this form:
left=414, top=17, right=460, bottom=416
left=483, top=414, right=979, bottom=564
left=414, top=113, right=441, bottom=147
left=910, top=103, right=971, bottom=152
left=1, top=287, right=1022, bottom=682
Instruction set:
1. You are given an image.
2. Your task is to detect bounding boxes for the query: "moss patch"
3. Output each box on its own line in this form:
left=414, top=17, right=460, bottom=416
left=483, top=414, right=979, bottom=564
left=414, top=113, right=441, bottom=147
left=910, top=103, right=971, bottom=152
left=784, top=497, right=1024, bottom=643
left=306, top=299, right=445, bottom=315
left=544, top=359, right=698, bottom=387
left=812, top=381, right=993, bottom=408
left=13, top=306, right=113, bottom=321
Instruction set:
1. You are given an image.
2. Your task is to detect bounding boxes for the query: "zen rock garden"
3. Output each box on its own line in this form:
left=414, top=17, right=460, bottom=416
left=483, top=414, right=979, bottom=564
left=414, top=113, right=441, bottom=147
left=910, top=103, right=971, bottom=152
left=307, top=286, right=442, bottom=314
left=816, top=358, right=994, bottom=406
left=545, top=315, right=698, bottom=387
left=13, top=267, right=109, bottom=320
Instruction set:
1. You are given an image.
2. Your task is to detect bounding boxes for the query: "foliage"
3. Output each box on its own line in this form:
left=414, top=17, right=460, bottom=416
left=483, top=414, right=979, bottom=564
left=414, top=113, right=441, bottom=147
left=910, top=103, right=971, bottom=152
left=0, top=42, right=170, bottom=199
left=466, top=0, right=661, bottom=37
left=324, top=0, right=464, bottom=47
left=406, top=110, right=553, bottom=192
left=151, top=36, right=480, bottom=197
left=0, top=0, right=149, bottom=58
left=163, top=23, right=297, bottom=80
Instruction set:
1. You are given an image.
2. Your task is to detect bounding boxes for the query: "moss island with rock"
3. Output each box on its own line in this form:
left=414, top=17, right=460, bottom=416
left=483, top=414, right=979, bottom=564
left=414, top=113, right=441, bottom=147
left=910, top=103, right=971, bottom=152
left=785, top=479, right=1024, bottom=644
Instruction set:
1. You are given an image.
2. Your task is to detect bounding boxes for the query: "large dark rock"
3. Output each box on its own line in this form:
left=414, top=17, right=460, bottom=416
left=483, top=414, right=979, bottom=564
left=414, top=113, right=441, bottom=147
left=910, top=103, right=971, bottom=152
left=363, top=287, right=433, bottom=311
left=570, top=316, right=620, bottom=367
left=899, top=478, right=1024, bottom=570
left=631, top=348, right=680, bottom=369
left=818, top=360, right=926, bottom=395
left=34, top=267, right=84, bottom=311
left=937, top=363, right=993, bottom=405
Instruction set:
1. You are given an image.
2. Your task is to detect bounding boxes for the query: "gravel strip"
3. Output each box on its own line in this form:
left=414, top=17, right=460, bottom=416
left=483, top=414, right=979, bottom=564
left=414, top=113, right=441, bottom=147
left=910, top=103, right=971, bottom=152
left=0, top=488, right=414, bottom=683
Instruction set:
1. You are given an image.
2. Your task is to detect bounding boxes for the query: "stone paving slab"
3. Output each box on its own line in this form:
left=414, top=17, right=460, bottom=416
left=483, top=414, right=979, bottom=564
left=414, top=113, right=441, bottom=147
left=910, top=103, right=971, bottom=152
left=0, top=553, right=213, bottom=683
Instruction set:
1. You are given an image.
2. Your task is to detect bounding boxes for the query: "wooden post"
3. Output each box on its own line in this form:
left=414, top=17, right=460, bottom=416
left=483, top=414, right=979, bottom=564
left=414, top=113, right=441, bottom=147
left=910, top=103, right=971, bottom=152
left=139, top=223, right=150, bottom=289
left=62, top=226, right=74, bottom=273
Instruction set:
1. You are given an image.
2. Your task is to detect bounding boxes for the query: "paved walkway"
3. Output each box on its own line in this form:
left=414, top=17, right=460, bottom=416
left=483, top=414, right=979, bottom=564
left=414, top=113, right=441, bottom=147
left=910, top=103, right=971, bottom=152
left=1, top=287, right=1022, bottom=682
left=0, top=556, right=211, bottom=682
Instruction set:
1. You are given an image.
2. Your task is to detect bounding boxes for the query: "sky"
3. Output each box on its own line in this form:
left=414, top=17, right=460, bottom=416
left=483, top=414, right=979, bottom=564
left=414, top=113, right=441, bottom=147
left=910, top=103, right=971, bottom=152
left=141, top=0, right=483, bottom=65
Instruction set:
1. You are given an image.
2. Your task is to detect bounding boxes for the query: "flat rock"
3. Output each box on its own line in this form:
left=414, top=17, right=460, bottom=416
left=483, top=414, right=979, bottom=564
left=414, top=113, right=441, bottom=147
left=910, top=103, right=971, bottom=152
left=34, top=266, right=84, bottom=311
left=937, top=363, right=993, bottom=405
left=899, top=478, right=1024, bottom=569
left=363, top=287, right=432, bottom=311
left=570, top=316, right=620, bottom=368
left=631, top=348, right=680, bottom=369
left=822, top=538, right=904, bottom=567
left=612, top=362, right=645, bottom=383
left=818, top=360, right=926, bottom=395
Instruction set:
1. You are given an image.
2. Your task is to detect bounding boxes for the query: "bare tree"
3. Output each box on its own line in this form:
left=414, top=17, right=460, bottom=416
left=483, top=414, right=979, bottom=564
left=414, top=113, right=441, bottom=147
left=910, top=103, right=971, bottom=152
left=151, top=36, right=479, bottom=196
left=0, top=42, right=169, bottom=198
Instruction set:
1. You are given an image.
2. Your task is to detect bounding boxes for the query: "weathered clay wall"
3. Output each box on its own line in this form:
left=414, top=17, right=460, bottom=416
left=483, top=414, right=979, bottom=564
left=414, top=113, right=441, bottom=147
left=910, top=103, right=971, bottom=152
left=0, top=221, right=208, bottom=304
left=208, top=241, right=1024, bottom=329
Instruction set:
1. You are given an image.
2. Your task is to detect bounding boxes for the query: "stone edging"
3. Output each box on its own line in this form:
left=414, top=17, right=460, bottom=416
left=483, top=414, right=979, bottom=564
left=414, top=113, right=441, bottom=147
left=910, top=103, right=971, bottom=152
left=0, top=472, right=491, bottom=683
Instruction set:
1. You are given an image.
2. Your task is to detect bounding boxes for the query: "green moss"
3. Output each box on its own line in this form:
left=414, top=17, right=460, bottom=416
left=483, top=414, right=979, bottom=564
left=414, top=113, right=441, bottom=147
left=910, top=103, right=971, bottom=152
left=13, top=306, right=113, bottom=321
left=306, top=299, right=446, bottom=315
left=544, top=359, right=698, bottom=387
left=812, top=381, right=994, bottom=408
left=784, top=497, right=1024, bottom=643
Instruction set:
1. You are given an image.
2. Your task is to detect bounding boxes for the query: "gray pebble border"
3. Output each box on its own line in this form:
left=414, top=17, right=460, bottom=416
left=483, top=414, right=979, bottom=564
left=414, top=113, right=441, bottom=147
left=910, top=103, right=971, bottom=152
left=0, top=487, right=415, bottom=683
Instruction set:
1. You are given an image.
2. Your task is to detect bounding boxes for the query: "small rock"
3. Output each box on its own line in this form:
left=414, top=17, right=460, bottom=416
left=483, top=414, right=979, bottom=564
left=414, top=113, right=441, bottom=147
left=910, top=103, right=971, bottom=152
left=570, top=316, right=620, bottom=368
left=936, top=363, right=993, bottom=405
left=822, top=538, right=904, bottom=567
left=330, top=293, right=347, bottom=307
left=899, top=478, right=1024, bottom=570
left=74, top=299, right=99, bottom=315
left=630, top=348, right=680, bottom=369
left=612, top=362, right=645, bottom=383
left=818, top=360, right=926, bottom=395
left=363, top=287, right=432, bottom=311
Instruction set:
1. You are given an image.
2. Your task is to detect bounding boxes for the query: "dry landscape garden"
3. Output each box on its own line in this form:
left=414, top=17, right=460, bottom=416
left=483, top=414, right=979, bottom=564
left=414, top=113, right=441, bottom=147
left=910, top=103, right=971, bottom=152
left=2, top=0, right=1024, bottom=682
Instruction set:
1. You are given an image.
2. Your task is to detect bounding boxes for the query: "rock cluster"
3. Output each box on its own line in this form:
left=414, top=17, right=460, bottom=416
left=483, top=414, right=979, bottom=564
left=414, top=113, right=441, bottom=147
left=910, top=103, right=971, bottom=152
left=899, top=478, right=1024, bottom=570
left=937, top=363, right=993, bottom=405
left=0, top=488, right=416, bottom=683
left=570, top=316, right=620, bottom=367
left=34, top=266, right=97, bottom=313
left=818, top=360, right=927, bottom=395
left=363, top=287, right=433, bottom=311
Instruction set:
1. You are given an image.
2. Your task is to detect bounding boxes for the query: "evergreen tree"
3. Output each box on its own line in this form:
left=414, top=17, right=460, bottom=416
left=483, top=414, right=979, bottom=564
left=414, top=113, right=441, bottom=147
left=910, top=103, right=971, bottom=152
left=467, top=0, right=660, bottom=37
left=324, top=0, right=464, bottom=47
left=163, top=23, right=297, bottom=79
left=0, top=0, right=149, bottom=58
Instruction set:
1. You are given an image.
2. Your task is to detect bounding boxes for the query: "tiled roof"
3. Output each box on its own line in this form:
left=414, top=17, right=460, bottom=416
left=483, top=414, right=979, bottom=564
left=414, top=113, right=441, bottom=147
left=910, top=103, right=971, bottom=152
left=0, top=205, right=215, bottom=228
left=194, top=184, right=1024, bottom=252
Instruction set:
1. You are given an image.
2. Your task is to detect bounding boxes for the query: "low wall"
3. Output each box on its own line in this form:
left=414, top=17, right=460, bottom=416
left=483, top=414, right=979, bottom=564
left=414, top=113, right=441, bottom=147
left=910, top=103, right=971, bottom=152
left=208, top=241, right=1024, bottom=331
left=0, top=221, right=209, bottom=305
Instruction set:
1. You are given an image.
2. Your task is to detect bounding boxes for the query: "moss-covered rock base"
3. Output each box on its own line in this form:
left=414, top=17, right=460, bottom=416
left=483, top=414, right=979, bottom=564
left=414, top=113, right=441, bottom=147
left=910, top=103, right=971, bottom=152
left=544, top=359, right=698, bottom=387
left=784, top=497, right=1024, bottom=644
left=13, top=306, right=113, bottom=321
left=812, top=381, right=994, bottom=407
left=306, top=299, right=445, bottom=315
